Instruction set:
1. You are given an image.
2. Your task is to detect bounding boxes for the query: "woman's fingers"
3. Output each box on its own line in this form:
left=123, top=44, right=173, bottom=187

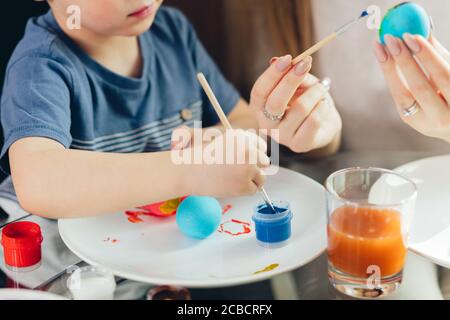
left=430, top=35, right=450, bottom=62
left=384, top=35, right=447, bottom=119
left=291, top=99, right=333, bottom=152
left=403, top=34, right=450, bottom=103
left=264, top=57, right=312, bottom=117
left=279, top=81, right=328, bottom=141
left=374, top=41, right=420, bottom=123
left=250, top=54, right=293, bottom=110
left=291, top=73, right=320, bottom=101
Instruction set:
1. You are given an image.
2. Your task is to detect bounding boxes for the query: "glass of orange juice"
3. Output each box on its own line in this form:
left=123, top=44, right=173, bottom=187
left=325, top=168, right=417, bottom=299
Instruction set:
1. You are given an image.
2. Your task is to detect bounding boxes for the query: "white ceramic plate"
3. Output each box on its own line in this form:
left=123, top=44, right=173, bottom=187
left=59, top=167, right=327, bottom=288
left=0, top=289, right=67, bottom=300
left=395, top=155, right=450, bottom=268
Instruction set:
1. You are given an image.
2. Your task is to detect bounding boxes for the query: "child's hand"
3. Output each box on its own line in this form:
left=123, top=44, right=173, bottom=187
left=249, top=55, right=342, bottom=153
left=375, top=35, right=450, bottom=143
left=175, top=129, right=270, bottom=198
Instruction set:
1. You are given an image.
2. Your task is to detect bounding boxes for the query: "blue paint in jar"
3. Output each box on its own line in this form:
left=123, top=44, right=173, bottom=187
left=252, top=201, right=292, bottom=248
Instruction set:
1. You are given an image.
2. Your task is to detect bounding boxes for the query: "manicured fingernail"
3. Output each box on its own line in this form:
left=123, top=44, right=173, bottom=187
left=384, top=35, right=401, bottom=56
left=374, top=42, right=388, bottom=63
left=270, top=57, right=278, bottom=65
left=275, top=55, right=292, bottom=72
left=294, top=56, right=312, bottom=76
left=403, top=33, right=422, bottom=53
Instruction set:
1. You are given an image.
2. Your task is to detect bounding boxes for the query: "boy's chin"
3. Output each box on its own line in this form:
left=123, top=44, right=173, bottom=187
left=121, top=18, right=156, bottom=36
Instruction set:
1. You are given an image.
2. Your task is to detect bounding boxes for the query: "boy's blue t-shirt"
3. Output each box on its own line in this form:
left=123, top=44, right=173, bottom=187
left=0, top=7, right=240, bottom=201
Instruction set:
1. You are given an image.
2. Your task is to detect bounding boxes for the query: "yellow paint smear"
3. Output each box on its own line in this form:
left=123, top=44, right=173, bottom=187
left=253, top=263, right=279, bottom=275
left=159, top=198, right=182, bottom=214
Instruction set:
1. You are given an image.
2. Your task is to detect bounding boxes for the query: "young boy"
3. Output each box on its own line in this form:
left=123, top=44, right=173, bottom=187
left=0, top=0, right=341, bottom=219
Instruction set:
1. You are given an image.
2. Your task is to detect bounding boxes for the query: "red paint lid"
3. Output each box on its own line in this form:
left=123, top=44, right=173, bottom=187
left=1, top=221, right=43, bottom=268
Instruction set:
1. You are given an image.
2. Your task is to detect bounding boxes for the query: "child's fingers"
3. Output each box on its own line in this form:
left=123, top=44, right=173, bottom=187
left=257, top=148, right=270, bottom=168
left=245, top=145, right=270, bottom=169
left=250, top=55, right=293, bottom=110
left=404, top=34, right=450, bottom=104
left=171, top=125, right=192, bottom=150
left=226, top=130, right=267, bottom=155
left=242, top=130, right=268, bottom=153
left=251, top=167, right=266, bottom=190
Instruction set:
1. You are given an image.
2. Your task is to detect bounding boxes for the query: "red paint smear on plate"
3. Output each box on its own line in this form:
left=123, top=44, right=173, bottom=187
left=222, top=204, right=232, bottom=214
left=139, top=196, right=188, bottom=217
left=125, top=211, right=146, bottom=223
left=125, top=196, right=189, bottom=223
left=218, top=219, right=251, bottom=236
left=103, top=237, right=119, bottom=244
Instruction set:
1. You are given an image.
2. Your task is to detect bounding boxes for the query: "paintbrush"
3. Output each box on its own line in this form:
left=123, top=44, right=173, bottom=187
left=197, top=73, right=278, bottom=214
left=292, top=10, right=371, bottom=65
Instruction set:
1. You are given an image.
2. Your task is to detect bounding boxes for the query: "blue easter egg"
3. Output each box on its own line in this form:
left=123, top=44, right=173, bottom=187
left=379, top=2, right=431, bottom=45
left=176, top=196, right=222, bottom=239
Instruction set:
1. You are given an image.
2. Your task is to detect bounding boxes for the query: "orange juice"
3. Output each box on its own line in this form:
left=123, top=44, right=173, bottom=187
left=327, top=206, right=407, bottom=278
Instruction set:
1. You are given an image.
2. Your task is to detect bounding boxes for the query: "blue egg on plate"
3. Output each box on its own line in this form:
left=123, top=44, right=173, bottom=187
left=176, top=196, right=222, bottom=239
left=379, top=2, right=431, bottom=45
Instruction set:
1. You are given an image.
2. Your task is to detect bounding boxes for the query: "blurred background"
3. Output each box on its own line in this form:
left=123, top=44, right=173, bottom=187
left=0, top=0, right=313, bottom=98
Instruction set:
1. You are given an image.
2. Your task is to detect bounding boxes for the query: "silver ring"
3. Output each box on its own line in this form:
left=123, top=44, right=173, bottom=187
left=402, top=101, right=420, bottom=117
left=321, top=77, right=332, bottom=91
left=263, top=77, right=332, bottom=122
left=263, top=107, right=285, bottom=122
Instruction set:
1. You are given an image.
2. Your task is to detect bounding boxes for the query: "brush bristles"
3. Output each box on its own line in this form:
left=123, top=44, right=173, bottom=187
left=360, top=10, right=369, bottom=18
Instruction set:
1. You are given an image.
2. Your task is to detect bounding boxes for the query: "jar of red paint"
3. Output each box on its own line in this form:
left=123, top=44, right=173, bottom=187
left=1, top=221, right=43, bottom=272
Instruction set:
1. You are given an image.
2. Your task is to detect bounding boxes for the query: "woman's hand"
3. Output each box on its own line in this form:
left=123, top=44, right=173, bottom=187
left=249, top=55, right=342, bottom=153
left=375, top=34, right=450, bottom=142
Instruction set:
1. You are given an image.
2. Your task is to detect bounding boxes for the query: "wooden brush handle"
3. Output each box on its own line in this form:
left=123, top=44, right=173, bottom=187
left=292, top=32, right=338, bottom=65
left=197, top=73, right=276, bottom=210
left=197, top=73, right=233, bottom=130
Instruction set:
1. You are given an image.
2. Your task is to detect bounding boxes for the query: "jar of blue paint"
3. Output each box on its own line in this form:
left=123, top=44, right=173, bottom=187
left=252, top=201, right=293, bottom=248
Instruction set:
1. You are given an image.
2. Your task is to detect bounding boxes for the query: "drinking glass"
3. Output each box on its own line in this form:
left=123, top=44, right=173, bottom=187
left=325, top=168, right=417, bottom=298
